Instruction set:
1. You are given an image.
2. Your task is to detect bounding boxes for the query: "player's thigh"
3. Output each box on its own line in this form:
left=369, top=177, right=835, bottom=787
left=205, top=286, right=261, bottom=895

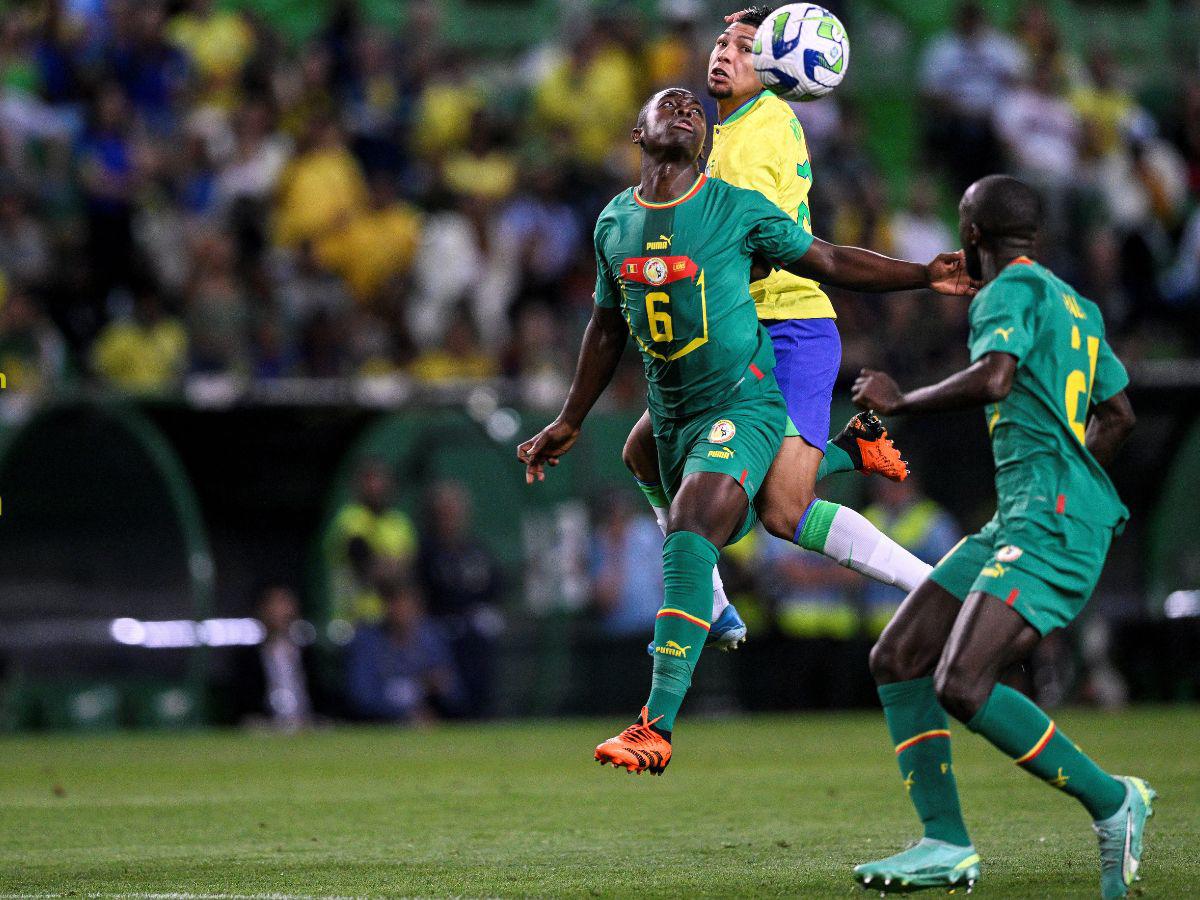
left=869, top=578, right=963, bottom=684
left=756, top=435, right=822, bottom=540
left=668, top=470, right=752, bottom=547
left=668, top=395, right=787, bottom=546
left=621, top=409, right=657, bottom=482
left=934, top=591, right=1041, bottom=722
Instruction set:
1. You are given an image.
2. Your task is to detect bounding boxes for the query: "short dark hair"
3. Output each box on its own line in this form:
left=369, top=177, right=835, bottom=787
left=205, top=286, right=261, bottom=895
left=734, top=5, right=777, bottom=29
left=964, top=174, right=1042, bottom=243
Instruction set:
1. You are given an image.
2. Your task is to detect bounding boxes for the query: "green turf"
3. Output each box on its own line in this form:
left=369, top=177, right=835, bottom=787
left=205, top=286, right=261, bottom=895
left=1, top=708, right=1196, bottom=897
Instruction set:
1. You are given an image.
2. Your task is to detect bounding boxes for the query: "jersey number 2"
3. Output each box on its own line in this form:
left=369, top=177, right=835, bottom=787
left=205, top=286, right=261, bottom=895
left=1064, top=326, right=1100, bottom=444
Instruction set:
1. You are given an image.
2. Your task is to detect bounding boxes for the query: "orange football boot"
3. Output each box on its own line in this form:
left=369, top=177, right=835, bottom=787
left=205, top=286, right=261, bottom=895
left=594, top=707, right=672, bottom=775
left=831, top=410, right=909, bottom=482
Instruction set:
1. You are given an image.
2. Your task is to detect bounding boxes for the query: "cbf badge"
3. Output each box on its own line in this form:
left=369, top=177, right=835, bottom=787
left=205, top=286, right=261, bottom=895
left=643, top=257, right=668, bottom=285
left=997, top=545, right=1023, bottom=563
left=708, top=420, right=736, bottom=443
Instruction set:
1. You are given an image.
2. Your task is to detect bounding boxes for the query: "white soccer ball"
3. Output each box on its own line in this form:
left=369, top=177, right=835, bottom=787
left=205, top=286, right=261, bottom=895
left=752, top=3, right=849, bottom=102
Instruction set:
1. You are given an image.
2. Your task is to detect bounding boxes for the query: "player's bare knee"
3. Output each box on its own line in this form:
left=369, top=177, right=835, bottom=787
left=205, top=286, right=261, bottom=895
left=868, top=639, right=902, bottom=683
left=758, top=493, right=815, bottom=542
left=933, top=663, right=990, bottom=723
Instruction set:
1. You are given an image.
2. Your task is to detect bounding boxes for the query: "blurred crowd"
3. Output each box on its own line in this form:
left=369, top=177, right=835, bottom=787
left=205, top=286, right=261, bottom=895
left=0, top=0, right=1197, bottom=421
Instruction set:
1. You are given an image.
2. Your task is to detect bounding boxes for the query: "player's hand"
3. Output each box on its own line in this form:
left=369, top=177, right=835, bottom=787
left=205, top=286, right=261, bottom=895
left=724, top=9, right=753, bottom=23
left=925, top=250, right=979, bottom=297
left=517, top=420, right=581, bottom=484
left=852, top=368, right=904, bottom=415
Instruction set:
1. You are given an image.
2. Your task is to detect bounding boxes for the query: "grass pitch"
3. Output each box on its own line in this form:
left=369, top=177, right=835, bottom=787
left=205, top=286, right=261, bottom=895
left=1, top=708, right=1196, bottom=897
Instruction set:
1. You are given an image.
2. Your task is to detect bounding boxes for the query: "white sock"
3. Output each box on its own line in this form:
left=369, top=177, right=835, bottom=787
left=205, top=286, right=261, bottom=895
left=821, top=505, right=931, bottom=592
left=651, top=505, right=727, bottom=622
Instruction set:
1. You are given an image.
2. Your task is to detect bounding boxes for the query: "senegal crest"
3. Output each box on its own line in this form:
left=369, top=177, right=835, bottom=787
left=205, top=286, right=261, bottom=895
left=708, top=419, right=736, bottom=443
left=643, top=257, right=668, bottom=285
left=997, top=545, right=1023, bottom=563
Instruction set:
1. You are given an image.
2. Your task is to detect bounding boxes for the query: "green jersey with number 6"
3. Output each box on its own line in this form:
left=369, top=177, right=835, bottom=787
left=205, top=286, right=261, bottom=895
left=593, top=173, right=813, bottom=420
left=968, top=257, right=1129, bottom=530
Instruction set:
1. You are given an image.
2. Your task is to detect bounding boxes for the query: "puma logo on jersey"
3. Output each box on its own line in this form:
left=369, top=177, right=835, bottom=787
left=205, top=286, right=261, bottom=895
left=645, top=234, right=673, bottom=251
left=994, top=327, right=1014, bottom=341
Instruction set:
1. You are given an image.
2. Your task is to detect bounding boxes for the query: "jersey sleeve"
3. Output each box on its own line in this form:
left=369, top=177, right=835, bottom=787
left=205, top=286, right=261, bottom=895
left=739, top=187, right=814, bottom=265
left=593, top=220, right=619, bottom=309
left=968, top=275, right=1037, bottom=363
left=1091, top=336, right=1129, bottom=403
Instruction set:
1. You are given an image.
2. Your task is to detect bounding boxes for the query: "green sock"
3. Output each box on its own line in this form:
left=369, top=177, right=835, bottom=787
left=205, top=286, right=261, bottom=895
left=817, top=441, right=855, bottom=480
left=966, top=684, right=1125, bottom=820
left=645, top=530, right=720, bottom=731
left=879, top=677, right=972, bottom=846
left=794, top=498, right=838, bottom=551
left=635, top=478, right=669, bottom=510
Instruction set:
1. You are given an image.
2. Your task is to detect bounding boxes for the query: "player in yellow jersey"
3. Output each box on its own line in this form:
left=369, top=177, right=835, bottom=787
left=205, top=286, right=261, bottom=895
left=626, top=7, right=939, bottom=652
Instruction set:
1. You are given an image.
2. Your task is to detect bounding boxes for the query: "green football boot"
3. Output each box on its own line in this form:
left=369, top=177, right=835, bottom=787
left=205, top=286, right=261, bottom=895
left=1094, top=775, right=1156, bottom=899
left=853, top=838, right=980, bottom=894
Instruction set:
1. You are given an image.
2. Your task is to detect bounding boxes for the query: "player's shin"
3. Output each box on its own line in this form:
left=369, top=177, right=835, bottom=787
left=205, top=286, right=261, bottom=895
left=635, top=479, right=729, bottom=621
left=794, top=499, right=931, bottom=592
left=645, top=530, right=720, bottom=731
left=966, top=683, right=1126, bottom=820
left=880, top=677, right=972, bottom=846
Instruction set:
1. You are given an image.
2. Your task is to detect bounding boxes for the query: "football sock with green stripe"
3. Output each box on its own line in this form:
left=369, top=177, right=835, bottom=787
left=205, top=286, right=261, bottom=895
left=879, top=677, right=972, bottom=846
left=794, top=499, right=931, bottom=593
left=646, top=530, right=720, bottom=731
left=817, top=441, right=855, bottom=480
left=966, top=683, right=1125, bottom=820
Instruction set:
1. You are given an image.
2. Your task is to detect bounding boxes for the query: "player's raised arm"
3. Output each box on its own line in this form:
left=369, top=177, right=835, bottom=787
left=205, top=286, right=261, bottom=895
left=516, top=302, right=627, bottom=483
left=850, top=352, right=1018, bottom=416
left=783, top=239, right=978, bottom=297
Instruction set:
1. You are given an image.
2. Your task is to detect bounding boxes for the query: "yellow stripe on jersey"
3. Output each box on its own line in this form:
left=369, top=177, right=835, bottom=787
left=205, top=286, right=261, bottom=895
left=706, top=92, right=834, bottom=321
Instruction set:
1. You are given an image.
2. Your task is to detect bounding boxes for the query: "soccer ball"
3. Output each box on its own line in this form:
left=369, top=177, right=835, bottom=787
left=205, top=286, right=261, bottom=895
left=751, top=3, right=849, bottom=102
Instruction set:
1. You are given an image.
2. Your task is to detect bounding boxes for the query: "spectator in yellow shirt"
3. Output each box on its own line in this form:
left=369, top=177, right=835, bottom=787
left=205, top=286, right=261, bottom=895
left=315, top=174, right=422, bottom=303
left=533, top=26, right=639, bottom=165
left=326, top=457, right=418, bottom=623
left=91, top=291, right=188, bottom=393
left=274, top=117, right=369, bottom=248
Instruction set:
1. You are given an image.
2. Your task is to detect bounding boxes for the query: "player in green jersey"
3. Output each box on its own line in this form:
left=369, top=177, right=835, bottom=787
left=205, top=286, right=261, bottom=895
left=516, top=87, right=973, bottom=775
left=850, top=175, right=1153, bottom=898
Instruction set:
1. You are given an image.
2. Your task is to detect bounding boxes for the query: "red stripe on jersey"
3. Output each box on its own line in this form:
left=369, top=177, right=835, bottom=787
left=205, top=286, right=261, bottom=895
left=1006, top=588, right=1020, bottom=606
left=739, top=469, right=748, bottom=485
left=1055, top=494, right=1066, bottom=514
left=620, top=256, right=699, bottom=286
left=749, top=363, right=764, bottom=380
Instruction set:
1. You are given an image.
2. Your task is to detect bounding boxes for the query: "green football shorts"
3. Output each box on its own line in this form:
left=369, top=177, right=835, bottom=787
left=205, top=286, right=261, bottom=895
left=929, top=512, right=1115, bottom=635
left=653, top=391, right=786, bottom=547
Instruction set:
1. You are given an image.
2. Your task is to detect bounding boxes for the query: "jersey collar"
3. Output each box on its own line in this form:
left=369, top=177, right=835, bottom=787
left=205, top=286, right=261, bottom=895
left=634, top=173, right=706, bottom=209
left=716, top=91, right=766, bottom=128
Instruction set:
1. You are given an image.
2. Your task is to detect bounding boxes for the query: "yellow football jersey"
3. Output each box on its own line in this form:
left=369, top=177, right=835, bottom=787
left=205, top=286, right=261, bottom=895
left=706, top=92, right=834, bottom=320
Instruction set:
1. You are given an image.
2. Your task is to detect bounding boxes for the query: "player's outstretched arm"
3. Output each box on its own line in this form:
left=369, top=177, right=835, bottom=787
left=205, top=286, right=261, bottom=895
left=516, top=304, right=627, bottom=483
left=851, top=352, right=1017, bottom=416
left=781, top=240, right=978, bottom=296
left=1085, top=391, right=1136, bottom=468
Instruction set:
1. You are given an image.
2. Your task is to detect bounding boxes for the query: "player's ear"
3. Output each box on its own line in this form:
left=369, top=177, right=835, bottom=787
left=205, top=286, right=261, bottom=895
left=966, top=222, right=982, bottom=247
left=631, top=126, right=643, bottom=146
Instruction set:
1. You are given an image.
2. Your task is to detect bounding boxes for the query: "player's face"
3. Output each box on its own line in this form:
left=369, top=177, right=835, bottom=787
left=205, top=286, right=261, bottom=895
left=708, top=23, right=760, bottom=100
left=638, top=89, right=706, bottom=158
left=958, top=196, right=984, bottom=282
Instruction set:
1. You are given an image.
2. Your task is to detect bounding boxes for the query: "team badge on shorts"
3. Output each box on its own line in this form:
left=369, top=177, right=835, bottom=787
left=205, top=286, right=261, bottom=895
left=708, top=419, right=736, bottom=443
left=997, top=545, right=1023, bottom=563
left=643, top=257, right=668, bottom=285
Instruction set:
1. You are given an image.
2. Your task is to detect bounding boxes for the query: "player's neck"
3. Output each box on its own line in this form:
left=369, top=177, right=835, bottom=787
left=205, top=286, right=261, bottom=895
left=717, top=89, right=763, bottom=124
left=982, top=243, right=1037, bottom=282
left=638, top=157, right=701, bottom=203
